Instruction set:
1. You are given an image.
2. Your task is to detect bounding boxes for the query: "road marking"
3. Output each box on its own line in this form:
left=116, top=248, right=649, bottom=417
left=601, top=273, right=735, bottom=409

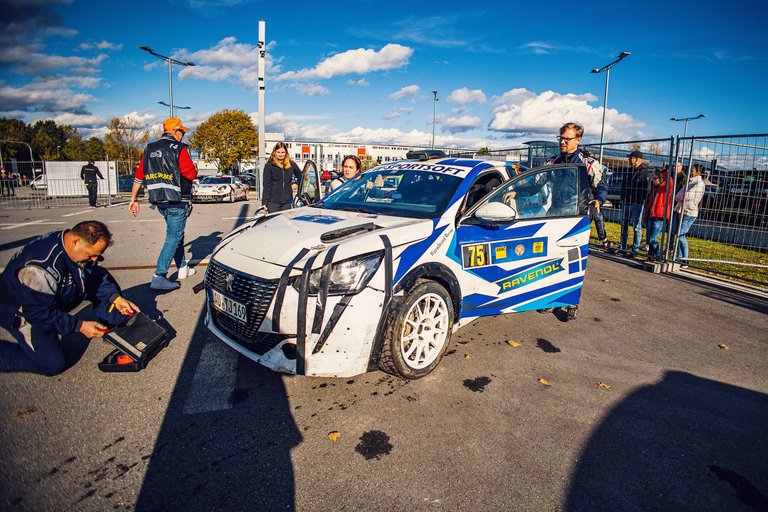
left=62, top=210, right=93, bottom=217
left=0, top=219, right=66, bottom=230
left=182, top=339, right=239, bottom=415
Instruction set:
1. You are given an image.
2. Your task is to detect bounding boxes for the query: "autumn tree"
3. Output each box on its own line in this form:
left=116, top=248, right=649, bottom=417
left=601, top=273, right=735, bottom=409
left=360, top=155, right=378, bottom=172
left=188, top=109, right=258, bottom=172
left=477, top=147, right=491, bottom=155
left=104, top=116, right=149, bottom=171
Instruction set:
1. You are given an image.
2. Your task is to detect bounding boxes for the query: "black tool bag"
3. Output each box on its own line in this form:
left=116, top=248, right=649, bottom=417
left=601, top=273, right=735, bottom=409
left=98, top=313, right=168, bottom=372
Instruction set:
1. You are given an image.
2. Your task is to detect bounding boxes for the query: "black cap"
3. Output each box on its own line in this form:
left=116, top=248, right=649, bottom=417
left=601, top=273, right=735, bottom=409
left=627, top=150, right=644, bottom=159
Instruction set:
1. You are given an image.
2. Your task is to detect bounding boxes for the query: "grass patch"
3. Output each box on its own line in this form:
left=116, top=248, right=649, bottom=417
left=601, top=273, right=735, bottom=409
left=589, top=220, right=768, bottom=288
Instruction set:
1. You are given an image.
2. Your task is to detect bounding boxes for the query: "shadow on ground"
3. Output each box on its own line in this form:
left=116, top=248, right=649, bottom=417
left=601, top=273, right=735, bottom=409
left=565, top=370, right=768, bottom=511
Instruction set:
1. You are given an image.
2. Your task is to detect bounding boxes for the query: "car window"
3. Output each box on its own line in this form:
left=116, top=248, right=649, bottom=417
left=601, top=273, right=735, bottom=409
left=482, top=166, right=580, bottom=219
left=318, top=169, right=462, bottom=219
left=202, top=177, right=231, bottom=185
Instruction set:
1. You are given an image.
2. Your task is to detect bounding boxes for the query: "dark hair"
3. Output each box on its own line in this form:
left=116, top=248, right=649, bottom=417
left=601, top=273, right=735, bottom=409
left=70, top=220, right=114, bottom=247
left=88, top=160, right=95, bottom=165
left=342, top=155, right=362, bottom=172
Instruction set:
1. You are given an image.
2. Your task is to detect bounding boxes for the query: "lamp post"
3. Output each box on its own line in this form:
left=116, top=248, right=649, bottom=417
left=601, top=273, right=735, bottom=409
left=139, top=46, right=196, bottom=118
left=431, top=90, right=438, bottom=149
left=591, top=51, right=630, bottom=164
left=671, top=114, right=706, bottom=162
left=158, top=101, right=191, bottom=117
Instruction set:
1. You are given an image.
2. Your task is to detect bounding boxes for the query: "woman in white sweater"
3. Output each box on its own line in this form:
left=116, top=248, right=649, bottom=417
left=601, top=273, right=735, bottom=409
left=674, top=164, right=706, bottom=265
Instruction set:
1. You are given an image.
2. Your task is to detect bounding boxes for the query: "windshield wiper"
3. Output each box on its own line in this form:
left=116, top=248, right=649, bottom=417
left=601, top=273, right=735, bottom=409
left=334, top=206, right=379, bottom=214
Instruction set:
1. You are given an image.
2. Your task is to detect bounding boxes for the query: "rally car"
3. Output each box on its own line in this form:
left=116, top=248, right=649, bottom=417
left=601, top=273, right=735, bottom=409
left=192, top=176, right=248, bottom=202
left=203, top=152, right=594, bottom=379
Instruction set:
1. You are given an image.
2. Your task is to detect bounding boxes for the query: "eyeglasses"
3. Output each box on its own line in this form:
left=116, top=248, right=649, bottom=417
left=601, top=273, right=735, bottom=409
left=557, top=136, right=579, bottom=143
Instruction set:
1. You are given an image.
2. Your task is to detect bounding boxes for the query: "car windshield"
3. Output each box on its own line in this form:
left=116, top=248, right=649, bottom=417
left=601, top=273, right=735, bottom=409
left=316, top=168, right=462, bottom=219
left=201, top=177, right=231, bottom=184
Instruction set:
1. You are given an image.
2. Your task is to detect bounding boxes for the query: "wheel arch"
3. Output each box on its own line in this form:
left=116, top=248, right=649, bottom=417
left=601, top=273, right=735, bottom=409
left=393, top=262, right=462, bottom=322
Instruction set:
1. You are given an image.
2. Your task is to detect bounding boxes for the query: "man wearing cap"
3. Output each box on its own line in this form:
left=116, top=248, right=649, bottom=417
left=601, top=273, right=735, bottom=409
left=620, top=150, right=652, bottom=257
left=129, top=118, right=198, bottom=291
left=81, top=159, right=104, bottom=208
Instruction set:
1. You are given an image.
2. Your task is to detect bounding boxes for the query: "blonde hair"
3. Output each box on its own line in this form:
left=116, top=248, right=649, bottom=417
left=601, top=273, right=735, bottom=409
left=268, top=142, right=292, bottom=169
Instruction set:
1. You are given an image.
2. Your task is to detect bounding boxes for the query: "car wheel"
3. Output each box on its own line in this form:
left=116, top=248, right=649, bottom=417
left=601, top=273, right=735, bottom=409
left=379, top=280, right=454, bottom=379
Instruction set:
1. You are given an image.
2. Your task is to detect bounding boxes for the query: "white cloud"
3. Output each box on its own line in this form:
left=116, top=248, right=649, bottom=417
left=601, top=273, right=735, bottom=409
left=290, top=82, right=330, bottom=96
left=79, top=40, right=123, bottom=51
left=0, top=78, right=96, bottom=113
left=447, top=87, right=486, bottom=105
left=389, top=84, right=420, bottom=101
left=443, top=115, right=483, bottom=134
left=51, top=112, right=108, bottom=127
left=347, top=78, right=369, bottom=87
left=489, top=88, right=644, bottom=141
left=384, top=107, right=414, bottom=121
left=0, top=46, right=107, bottom=74
left=276, top=43, right=413, bottom=81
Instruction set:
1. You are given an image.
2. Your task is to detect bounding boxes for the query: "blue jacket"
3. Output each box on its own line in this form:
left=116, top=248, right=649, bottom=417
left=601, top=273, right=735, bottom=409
left=549, top=148, right=608, bottom=205
left=0, top=231, right=122, bottom=336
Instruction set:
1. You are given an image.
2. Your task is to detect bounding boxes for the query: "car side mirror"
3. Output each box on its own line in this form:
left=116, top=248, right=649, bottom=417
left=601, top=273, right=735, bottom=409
left=474, top=202, right=517, bottom=224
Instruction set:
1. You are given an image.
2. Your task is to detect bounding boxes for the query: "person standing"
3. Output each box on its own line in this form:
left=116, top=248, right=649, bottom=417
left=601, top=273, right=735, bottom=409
left=644, top=167, right=673, bottom=262
left=81, top=159, right=104, bottom=207
left=0, top=221, right=140, bottom=375
left=129, top=118, right=198, bottom=291
left=620, top=151, right=652, bottom=257
left=547, top=123, right=609, bottom=247
left=674, top=164, right=706, bottom=267
left=261, top=142, right=300, bottom=213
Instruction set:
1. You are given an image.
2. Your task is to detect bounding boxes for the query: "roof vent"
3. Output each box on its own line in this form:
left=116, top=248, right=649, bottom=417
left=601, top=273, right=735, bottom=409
left=405, top=149, right=447, bottom=161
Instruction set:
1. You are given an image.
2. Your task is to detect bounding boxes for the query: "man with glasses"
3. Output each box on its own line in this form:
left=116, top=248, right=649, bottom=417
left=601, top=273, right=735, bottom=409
left=129, top=118, right=198, bottom=291
left=547, top=123, right=610, bottom=248
left=0, top=221, right=140, bottom=375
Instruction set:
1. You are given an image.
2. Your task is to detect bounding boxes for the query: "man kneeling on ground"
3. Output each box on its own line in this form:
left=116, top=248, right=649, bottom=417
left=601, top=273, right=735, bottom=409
left=0, top=221, right=139, bottom=375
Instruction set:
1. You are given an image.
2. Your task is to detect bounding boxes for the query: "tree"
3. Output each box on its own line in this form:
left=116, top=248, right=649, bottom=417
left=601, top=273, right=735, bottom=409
left=0, top=118, right=30, bottom=160
left=188, top=109, right=258, bottom=172
left=104, top=117, right=149, bottom=172
left=360, top=155, right=377, bottom=172
left=477, top=147, right=491, bottom=155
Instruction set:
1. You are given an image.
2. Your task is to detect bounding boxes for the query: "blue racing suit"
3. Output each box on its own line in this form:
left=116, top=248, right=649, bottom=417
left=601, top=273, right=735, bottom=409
left=0, top=231, right=127, bottom=375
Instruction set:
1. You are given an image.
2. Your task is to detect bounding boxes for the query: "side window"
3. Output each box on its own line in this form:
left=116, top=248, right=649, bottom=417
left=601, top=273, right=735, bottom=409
left=484, top=166, right=580, bottom=219
left=463, top=171, right=504, bottom=211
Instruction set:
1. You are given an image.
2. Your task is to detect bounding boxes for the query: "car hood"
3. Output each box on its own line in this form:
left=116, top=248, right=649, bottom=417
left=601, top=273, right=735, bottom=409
left=196, top=184, right=230, bottom=190
left=217, top=207, right=435, bottom=269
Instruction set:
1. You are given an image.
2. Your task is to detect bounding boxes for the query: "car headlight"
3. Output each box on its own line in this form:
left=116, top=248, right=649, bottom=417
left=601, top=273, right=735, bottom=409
left=293, top=251, right=383, bottom=296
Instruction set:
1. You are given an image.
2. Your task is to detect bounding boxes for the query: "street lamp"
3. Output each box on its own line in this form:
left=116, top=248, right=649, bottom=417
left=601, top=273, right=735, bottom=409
left=431, top=90, right=438, bottom=149
left=139, top=46, right=196, bottom=118
left=671, top=114, right=706, bottom=160
left=591, top=51, right=630, bottom=164
left=158, top=101, right=191, bottom=117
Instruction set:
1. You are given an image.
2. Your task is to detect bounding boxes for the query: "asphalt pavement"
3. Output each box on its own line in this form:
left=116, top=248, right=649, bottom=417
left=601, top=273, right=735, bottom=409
left=0, top=200, right=767, bottom=512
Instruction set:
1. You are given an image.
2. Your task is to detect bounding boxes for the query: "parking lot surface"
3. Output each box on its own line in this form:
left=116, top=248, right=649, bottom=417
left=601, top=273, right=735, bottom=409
left=1, top=201, right=766, bottom=511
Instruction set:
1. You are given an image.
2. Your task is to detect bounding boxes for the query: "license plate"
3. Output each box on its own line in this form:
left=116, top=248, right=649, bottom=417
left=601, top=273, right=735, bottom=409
left=211, top=289, right=248, bottom=323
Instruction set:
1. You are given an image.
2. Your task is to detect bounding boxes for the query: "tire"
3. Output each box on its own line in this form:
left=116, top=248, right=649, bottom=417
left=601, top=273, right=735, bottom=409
left=379, top=281, right=454, bottom=379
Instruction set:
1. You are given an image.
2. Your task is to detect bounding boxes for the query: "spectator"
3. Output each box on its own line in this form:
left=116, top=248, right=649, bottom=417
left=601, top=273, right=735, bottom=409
left=674, top=164, right=706, bottom=267
left=644, top=167, right=673, bottom=262
left=0, top=221, right=140, bottom=375
left=620, top=150, right=652, bottom=257
left=129, top=118, right=198, bottom=291
left=261, top=142, right=301, bottom=213
left=546, top=123, right=609, bottom=245
left=327, top=155, right=362, bottom=193
left=0, top=170, right=7, bottom=197
left=80, top=159, right=104, bottom=208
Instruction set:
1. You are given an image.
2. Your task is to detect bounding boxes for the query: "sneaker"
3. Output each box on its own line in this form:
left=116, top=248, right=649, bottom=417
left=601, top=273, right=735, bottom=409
left=150, top=275, right=181, bottom=291
left=177, top=265, right=196, bottom=280
left=641, top=244, right=650, bottom=252
left=601, top=239, right=613, bottom=250
left=680, top=265, right=689, bottom=270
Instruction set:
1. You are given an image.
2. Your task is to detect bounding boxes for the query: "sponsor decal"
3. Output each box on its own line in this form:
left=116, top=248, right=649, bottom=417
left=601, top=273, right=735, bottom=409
left=293, top=215, right=344, bottom=225
left=495, top=245, right=507, bottom=260
left=429, top=228, right=454, bottom=256
left=496, top=258, right=564, bottom=292
left=514, top=244, right=525, bottom=256
left=145, top=172, right=175, bottom=181
left=375, top=162, right=465, bottom=175
left=490, top=236, right=548, bottom=263
left=149, top=150, right=162, bottom=158
left=462, top=242, right=490, bottom=268
left=533, top=241, right=545, bottom=253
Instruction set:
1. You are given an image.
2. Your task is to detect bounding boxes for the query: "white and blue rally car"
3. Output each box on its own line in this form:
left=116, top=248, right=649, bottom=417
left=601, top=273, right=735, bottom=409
left=204, top=151, right=594, bottom=379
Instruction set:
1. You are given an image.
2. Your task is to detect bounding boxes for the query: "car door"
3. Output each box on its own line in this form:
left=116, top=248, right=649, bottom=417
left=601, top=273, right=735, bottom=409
left=455, top=164, right=592, bottom=318
left=294, top=160, right=321, bottom=207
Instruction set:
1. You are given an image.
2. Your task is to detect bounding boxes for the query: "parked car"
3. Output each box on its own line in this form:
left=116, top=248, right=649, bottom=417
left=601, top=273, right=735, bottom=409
left=192, top=176, right=248, bottom=202
left=604, top=170, right=622, bottom=208
left=117, top=174, right=145, bottom=196
left=236, top=173, right=258, bottom=190
left=30, top=175, right=47, bottom=190
left=203, top=152, right=595, bottom=379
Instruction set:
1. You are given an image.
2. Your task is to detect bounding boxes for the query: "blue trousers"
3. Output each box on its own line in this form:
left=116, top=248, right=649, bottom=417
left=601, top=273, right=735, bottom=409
left=674, top=214, right=697, bottom=260
left=156, top=204, right=189, bottom=277
left=620, top=203, right=644, bottom=253
left=647, top=217, right=665, bottom=259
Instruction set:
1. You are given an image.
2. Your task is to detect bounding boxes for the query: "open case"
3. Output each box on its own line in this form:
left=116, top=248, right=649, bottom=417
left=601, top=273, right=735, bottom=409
left=98, top=312, right=168, bottom=372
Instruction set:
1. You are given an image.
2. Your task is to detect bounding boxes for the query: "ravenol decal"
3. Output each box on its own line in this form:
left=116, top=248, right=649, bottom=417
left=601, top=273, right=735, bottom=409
left=496, top=258, right=564, bottom=292
left=294, top=215, right=344, bottom=224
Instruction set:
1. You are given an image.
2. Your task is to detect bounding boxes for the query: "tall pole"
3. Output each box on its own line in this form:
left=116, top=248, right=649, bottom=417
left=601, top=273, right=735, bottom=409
left=258, top=20, right=267, bottom=195
left=139, top=46, right=195, bottom=119
left=431, top=90, right=438, bottom=149
left=591, top=51, right=630, bottom=164
left=671, top=114, right=705, bottom=165
left=168, top=59, right=173, bottom=117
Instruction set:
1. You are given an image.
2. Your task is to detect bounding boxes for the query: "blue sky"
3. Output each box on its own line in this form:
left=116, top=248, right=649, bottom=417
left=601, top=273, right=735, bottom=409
left=1, top=0, right=766, bottom=150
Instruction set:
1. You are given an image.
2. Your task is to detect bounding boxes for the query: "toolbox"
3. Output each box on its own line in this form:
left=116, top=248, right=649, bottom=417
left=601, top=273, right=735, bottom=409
left=98, top=313, right=168, bottom=372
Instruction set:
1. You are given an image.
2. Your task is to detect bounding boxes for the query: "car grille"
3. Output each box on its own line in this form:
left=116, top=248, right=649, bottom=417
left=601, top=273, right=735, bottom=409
left=206, top=261, right=279, bottom=347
